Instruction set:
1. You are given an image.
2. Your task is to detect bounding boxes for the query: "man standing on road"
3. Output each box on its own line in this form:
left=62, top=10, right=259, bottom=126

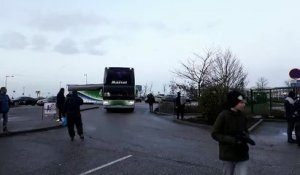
left=64, top=90, right=84, bottom=141
left=56, top=88, right=65, bottom=122
left=0, top=87, right=11, bottom=132
left=212, top=90, right=255, bottom=175
left=146, top=93, right=155, bottom=112
left=175, top=92, right=186, bottom=120
left=284, top=91, right=297, bottom=143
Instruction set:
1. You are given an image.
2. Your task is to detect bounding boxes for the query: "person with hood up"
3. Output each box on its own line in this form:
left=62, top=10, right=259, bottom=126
left=212, top=90, right=255, bottom=175
left=146, top=93, right=155, bottom=112
left=284, top=91, right=297, bottom=143
left=0, top=87, right=11, bottom=132
left=175, top=92, right=186, bottom=120
left=64, top=90, right=84, bottom=141
left=56, top=88, right=65, bottom=122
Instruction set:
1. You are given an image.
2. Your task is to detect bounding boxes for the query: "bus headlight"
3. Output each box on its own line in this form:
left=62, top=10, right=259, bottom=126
left=103, top=100, right=109, bottom=105
left=104, top=92, right=110, bottom=97
left=128, top=100, right=134, bottom=105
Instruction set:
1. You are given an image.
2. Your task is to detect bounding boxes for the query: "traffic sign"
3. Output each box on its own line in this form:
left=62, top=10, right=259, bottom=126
left=289, top=68, right=300, bottom=79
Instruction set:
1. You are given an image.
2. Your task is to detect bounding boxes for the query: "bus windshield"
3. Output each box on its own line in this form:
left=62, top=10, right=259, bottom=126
left=104, top=68, right=134, bottom=85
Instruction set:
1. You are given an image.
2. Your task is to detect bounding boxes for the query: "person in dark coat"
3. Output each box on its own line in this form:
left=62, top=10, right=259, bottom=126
left=284, top=91, right=297, bottom=143
left=0, top=87, right=11, bottom=132
left=175, top=92, right=186, bottom=120
left=64, top=90, right=84, bottom=141
left=212, top=90, right=255, bottom=175
left=56, top=88, right=65, bottom=122
left=146, top=93, right=155, bottom=112
left=294, top=95, right=300, bottom=146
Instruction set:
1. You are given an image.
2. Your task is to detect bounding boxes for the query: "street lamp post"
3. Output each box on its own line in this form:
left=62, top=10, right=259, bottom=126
left=84, top=74, right=87, bottom=84
left=5, top=75, right=14, bottom=89
left=22, top=86, right=25, bottom=96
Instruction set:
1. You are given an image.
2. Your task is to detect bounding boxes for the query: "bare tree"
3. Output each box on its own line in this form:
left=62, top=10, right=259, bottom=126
left=35, top=90, right=40, bottom=98
left=163, top=84, right=167, bottom=94
left=210, top=49, right=247, bottom=90
left=173, top=49, right=215, bottom=97
left=169, top=80, right=178, bottom=95
left=256, top=77, right=268, bottom=90
left=142, top=82, right=154, bottom=97
left=284, top=80, right=290, bottom=87
left=149, top=82, right=153, bottom=93
left=142, top=84, right=149, bottom=97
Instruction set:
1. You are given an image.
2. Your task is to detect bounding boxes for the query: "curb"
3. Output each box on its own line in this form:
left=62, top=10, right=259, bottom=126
left=262, top=118, right=286, bottom=122
left=155, top=112, right=265, bottom=132
left=248, top=119, right=264, bottom=132
left=173, top=119, right=212, bottom=130
left=0, top=125, right=64, bottom=138
left=155, top=111, right=211, bottom=129
left=0, top=106, right=99, bottom=138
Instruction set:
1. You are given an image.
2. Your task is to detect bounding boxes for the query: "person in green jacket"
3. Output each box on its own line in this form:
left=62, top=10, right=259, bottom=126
left=212, top=90, right=255, bottom=175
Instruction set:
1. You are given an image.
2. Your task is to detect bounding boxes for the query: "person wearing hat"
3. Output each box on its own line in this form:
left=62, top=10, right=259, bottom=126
left=284, top=91, right=297, bottom=143
left=0, top=87, right=11, bottom=132
left=64, top=90, right=84, bottom=141
left=212, top=90, right=255, bottom=175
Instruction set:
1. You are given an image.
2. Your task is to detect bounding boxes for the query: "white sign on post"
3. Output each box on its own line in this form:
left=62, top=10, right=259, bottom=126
left=44, top=102, right=57, bottom=115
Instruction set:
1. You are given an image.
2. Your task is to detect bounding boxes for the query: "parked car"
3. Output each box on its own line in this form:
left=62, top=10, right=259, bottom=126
left=161, top=95, right=176, bottom=102
left=11, top=96, right=37, bottom=106
left=154, top=94, right=165, bottom=103
left=135, top=96, right=142, bottom=102
left=161, top=94, right=192, bottom=103
left=36, top=96, right=57, bottom=106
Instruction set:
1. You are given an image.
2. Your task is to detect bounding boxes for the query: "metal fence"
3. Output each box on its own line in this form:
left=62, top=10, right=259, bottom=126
left=246, top=87, right=298, bottom=117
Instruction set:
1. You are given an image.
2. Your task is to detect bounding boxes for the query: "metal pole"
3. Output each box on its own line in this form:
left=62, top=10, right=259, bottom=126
left=5, top=75, right=14, bottom=88
left=84, top=74, right=87, bottom=84
left=22, top=86, right=25, bottom=95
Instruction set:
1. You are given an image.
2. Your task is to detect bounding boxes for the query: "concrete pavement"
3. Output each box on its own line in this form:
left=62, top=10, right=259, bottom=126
left=0, top=104, right=264, bottom=138
left=0, top=104, right=99, bottom=137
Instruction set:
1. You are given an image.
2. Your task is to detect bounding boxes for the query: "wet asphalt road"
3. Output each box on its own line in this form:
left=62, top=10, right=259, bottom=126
left=0, top=103, right=299, bottom=175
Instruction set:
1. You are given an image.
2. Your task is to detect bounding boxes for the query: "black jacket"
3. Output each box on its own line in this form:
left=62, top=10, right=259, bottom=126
left=284, top=97, right=295, bottom=121
left=147, top=94, right=155, bottom=104
left=64, top=94, right=83, bottom=115
left=56, top=92, right=65, bottom=109
left=212, top=109, right=249, bottom=161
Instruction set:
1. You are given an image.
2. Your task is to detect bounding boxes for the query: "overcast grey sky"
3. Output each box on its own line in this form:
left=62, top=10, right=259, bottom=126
left=1, top=0, right=299, bottom=97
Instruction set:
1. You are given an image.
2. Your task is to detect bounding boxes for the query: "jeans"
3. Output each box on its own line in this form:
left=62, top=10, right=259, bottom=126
left=57, top=107, right=64, bottom=120
left=149, top=104, right=153, bottom=112
left=223, top=160, right=248, bottom=175
left=2, top=113, right=8, bottom=127
left=176, top=105, right=185, bottom=119
left=67, top=113, right=83, bottom=138
left=287, top=119, right=296, bottom=140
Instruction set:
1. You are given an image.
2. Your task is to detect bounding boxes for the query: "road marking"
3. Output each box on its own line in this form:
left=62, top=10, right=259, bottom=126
left=79, top=155, right=132, bottom=175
